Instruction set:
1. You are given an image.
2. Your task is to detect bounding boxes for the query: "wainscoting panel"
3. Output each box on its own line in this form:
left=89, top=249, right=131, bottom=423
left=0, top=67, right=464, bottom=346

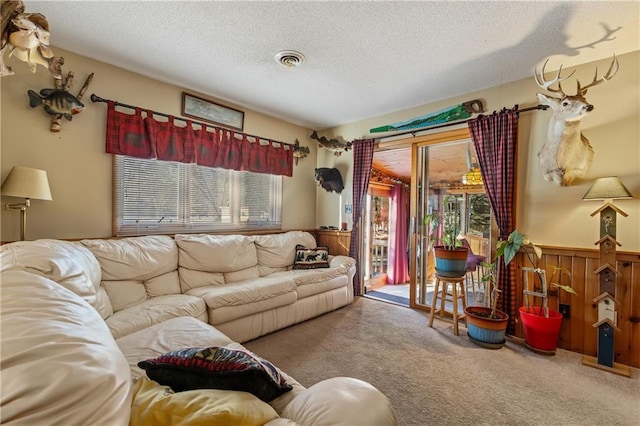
left=513, top=247, right=640, bottom=368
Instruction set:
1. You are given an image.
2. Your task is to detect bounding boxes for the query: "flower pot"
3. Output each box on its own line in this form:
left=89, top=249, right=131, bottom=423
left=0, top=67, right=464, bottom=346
left=434, top=246, right=468, bottom=278
left=464, top=306, right=509, bottom=349
left=519, top=306, right=563, bottom=354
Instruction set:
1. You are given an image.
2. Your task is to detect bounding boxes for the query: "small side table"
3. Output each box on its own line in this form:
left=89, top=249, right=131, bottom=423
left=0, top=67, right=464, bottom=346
left=428, top=274, right=467, bottom=336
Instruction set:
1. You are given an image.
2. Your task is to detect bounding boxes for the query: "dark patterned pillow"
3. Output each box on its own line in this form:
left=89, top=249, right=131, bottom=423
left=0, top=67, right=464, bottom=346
left=292, top=244, right=330, bottom=270
left=137, top=346, right=292, bottom=402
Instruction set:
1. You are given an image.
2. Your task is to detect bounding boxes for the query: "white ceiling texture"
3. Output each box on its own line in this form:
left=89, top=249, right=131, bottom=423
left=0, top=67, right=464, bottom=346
left=29, top=1, right=639, bottom=131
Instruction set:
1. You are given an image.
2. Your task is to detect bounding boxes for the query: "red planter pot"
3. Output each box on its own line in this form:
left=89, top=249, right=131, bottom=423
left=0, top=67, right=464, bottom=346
left=519, top=306, right=563, bottom=353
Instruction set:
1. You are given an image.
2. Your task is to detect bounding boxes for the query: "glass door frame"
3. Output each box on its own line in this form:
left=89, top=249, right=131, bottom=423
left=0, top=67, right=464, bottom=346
left=408, top=128, right=473, bottom=311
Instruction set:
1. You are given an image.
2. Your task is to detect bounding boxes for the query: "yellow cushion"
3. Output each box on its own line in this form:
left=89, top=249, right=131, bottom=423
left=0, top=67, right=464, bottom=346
left=130, top=377, right=279, bottom=426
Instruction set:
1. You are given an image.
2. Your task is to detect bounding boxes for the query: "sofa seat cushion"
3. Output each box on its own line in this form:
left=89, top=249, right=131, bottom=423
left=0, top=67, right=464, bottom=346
left=116, top=316, right=305, bottom=415
left=188, top=277, right=296, bottom=310
left=267, top=267, right=350, bottom=298
left=117, top=316, right=238, bottom=379
left=131, top=377, right=279, bottom=426
left=107, top=294, right=207, bottom=339
left=188, top=278, right=297, bottom=325
left=1, top=271, right=132, bottom=426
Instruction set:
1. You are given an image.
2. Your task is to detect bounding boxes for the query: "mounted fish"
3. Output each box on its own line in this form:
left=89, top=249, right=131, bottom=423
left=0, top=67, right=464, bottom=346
left=1, top=1, right=62, bottom=78
left=293, top=139, right=310, bottom=165
left=28, top=88, right=85, bottom=121
left=310, top=131, right=352, bottom=157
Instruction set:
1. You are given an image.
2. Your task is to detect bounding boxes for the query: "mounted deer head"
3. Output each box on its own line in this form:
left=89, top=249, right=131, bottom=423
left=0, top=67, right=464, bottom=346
left=535, top=55, right=618, bottom=186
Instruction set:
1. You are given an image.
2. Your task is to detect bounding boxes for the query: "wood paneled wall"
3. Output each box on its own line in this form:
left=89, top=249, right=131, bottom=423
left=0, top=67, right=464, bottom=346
left=315, top=230, right=352, bottom=256
left=512, top=247, right=640, bottom=368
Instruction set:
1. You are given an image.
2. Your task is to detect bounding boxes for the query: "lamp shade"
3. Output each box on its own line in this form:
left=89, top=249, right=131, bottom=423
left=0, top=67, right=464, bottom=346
left=1, top=166, right=52, bottom=200
left=582, top=176, right=632, bottom=201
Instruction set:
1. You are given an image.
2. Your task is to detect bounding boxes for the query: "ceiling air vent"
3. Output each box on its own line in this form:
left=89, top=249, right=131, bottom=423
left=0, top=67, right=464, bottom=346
left=275, top=50, right=306, bottom=68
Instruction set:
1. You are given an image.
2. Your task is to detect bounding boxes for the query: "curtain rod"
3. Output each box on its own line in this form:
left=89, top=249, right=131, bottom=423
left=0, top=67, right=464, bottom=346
left=90, top=94, right=296, bottom=147
left=375, top=104, right=548, bottom=142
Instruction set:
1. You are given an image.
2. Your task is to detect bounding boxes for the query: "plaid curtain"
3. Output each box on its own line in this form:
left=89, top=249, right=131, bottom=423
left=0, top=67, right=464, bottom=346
left=145, top=114, right=195, bottom=163
left=468, top=107, right=519, bottom=334
left=105, top=105, right=293, bottom=176
left=105, top=102, right=154, bottom=158
left=348, top=138, right=375, bottom=296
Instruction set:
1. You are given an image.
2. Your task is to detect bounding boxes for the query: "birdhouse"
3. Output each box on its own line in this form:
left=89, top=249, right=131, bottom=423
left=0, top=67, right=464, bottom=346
left=593, top=293, right=620, bottom=326
left=593, top=264, right=621, bottom=297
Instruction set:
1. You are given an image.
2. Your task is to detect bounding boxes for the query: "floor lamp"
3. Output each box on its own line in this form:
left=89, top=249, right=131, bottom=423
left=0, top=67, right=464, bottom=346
left=581, top=176, right=632, bottom=377
left=1, top=166, right=53, bottom=241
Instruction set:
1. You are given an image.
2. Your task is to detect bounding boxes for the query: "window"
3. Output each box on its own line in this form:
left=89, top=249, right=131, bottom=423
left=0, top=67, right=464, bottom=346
left=114, top=155, right=282, bottom=235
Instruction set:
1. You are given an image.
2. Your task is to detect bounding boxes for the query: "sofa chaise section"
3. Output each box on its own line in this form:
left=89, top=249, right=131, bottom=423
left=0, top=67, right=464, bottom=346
left=81, top=235, right=207, bottom=338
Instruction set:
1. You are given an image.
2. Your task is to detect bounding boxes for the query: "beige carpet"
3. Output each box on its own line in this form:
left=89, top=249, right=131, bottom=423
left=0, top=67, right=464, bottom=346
left=245, top=297, right=639, bottom=426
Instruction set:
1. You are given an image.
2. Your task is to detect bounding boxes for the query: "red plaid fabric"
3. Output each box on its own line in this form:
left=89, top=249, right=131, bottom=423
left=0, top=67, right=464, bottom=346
left=105, top=101, right=294, bottom=176
left=348, top=138, right=375, bottom=296
left=468, top=107, right=519, bottom=334
left=145, top=114, right=195, bottom=163
left=105, top=101, right=154, bottom=158
left=270, top=143, right=293, bottom=177
left=216, top=131, right=244, bottom=171
left=194, top=127, right=221, bottom=167
left=242, top=138, right=269, bottom=174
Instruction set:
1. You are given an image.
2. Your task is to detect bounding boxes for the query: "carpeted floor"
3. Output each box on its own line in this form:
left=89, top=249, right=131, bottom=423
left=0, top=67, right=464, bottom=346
left=245, top=297, right=640, bottom=426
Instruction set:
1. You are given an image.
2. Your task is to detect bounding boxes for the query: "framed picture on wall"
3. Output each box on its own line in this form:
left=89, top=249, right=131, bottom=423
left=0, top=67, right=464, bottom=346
left=181, top=92, right=244, bottom=130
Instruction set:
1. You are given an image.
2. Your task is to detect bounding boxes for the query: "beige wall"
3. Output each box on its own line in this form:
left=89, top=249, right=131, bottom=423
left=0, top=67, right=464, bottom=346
left=319, top=51, right=640, bottom=251
left=1, top=48, right=319, bottom=241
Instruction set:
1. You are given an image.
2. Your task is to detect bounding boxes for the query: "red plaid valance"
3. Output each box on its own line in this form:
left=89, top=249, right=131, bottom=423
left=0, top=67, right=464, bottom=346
left=105, top=102, right=293, bottom=176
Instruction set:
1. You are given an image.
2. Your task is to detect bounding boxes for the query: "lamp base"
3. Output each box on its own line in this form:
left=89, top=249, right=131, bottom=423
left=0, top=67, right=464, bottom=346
left=6, top=198, right=30, bottom=241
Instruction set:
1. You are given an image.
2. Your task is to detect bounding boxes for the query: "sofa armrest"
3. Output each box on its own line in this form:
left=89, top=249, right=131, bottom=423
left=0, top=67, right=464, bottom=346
left=329, top=256, right=356, bottom=302
left=281, top=377, right=397, bottom=426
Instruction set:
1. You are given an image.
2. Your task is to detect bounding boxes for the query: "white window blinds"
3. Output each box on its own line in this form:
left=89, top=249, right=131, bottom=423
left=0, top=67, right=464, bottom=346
left=114, top=155, right=282, bottom=235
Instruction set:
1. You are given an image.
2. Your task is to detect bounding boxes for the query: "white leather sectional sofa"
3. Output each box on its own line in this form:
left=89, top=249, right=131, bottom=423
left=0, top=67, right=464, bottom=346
left=0, top=231, right=397, bottom=425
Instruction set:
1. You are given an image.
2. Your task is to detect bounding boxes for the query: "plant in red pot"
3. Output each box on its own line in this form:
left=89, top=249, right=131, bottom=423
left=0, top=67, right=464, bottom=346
left=501, top=231, right=578, bottom=355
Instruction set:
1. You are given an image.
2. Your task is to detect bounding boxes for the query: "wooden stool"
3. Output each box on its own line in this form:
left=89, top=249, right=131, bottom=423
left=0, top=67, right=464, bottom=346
left=428, top=274, right=467, bottom=335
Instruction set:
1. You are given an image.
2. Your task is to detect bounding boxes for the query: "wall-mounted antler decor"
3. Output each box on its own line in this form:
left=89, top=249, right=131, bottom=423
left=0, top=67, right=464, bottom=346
left=1, top=0, right=63, bottom=79
left=535, top=55, right=619, bottom=187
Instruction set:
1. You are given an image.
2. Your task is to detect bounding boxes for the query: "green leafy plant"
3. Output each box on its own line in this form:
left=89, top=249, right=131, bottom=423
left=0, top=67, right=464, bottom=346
left=423, top=212, right=439, bottom=251
left=482, top=230, right=577, bottom=319
left=440, top=196, right=462, bottom=250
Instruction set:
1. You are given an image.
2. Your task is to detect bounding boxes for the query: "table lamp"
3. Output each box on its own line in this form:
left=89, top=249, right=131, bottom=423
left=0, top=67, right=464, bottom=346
left=1, top=166, right=52, bottom=241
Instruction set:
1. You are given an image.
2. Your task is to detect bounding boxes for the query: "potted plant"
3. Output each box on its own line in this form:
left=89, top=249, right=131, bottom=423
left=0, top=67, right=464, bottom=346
left=510, top=232, right=577, bottom=354
left=466, top=230, right=577, bottom=351
left=432, top=196, right=468, bottom=277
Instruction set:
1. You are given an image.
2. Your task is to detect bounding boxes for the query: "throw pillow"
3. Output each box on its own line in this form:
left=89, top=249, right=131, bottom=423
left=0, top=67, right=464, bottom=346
left=130, top=377, right=279, bottom=426
left=138, top=346, right=292, bottom=402
left=292, top=244, right=330, bottom=270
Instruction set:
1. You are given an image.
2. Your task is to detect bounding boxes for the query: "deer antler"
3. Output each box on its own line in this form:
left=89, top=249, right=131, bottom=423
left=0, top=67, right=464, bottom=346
left=576, top=54, right=619, bottom=96
left=534, top=58, right=575, bottom=97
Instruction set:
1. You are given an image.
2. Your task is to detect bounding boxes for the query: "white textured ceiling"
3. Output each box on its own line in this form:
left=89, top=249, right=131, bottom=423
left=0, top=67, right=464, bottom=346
left=28, top=1, right=640, bottom=130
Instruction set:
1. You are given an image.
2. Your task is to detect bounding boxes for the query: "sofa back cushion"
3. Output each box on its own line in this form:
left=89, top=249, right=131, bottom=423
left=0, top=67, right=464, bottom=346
left=253, top=231, right=317, bottom=273
left=0, top=239, right=113, bottom=319
left=0, top=271, right=132, bottom=425
left=82, top=236, right=180, bottom=312
left=176, top=234, right=258, bottom=289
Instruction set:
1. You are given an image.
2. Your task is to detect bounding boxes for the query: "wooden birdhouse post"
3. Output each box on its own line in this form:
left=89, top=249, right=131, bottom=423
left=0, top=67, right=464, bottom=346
left=581, top=192, right=631, bottom=376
